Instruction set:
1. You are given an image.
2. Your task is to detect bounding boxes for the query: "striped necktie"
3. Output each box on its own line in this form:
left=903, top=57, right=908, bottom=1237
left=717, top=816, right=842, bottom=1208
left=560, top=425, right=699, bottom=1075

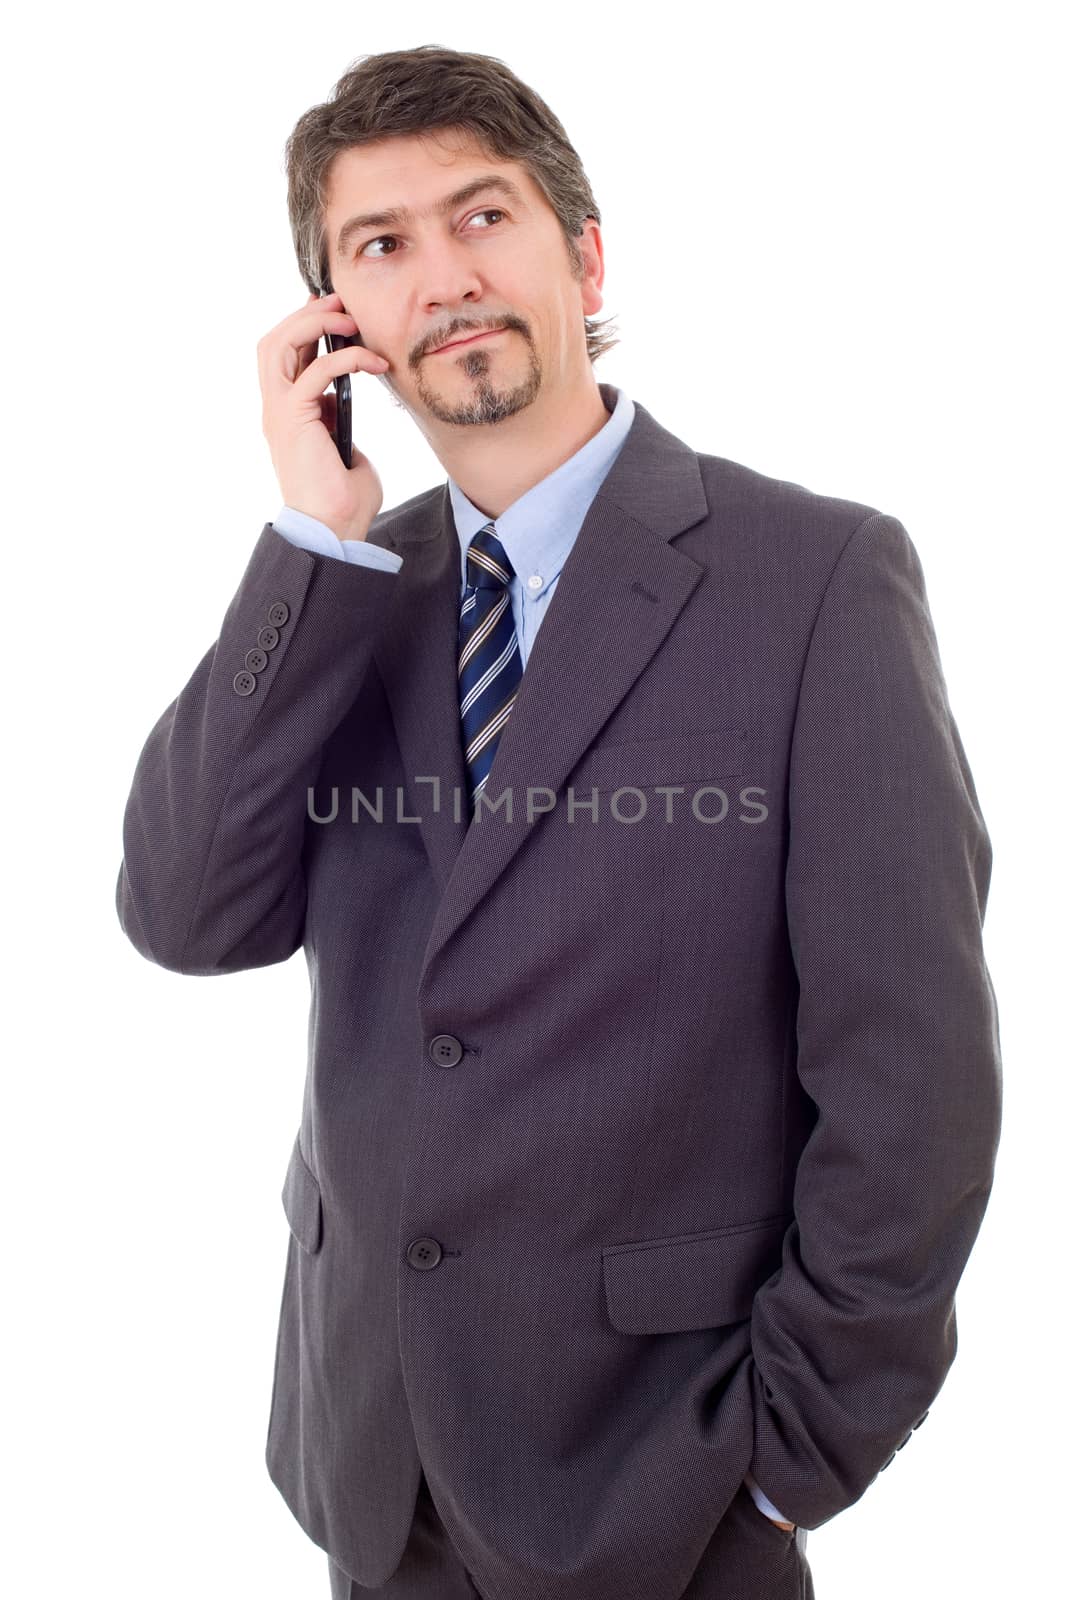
left=458, top=521, right=523, bottom=811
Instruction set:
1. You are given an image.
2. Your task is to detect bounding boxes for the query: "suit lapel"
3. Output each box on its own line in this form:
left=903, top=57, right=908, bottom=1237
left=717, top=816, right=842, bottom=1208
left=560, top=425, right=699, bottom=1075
left=372, top=393, right=710, bottom=992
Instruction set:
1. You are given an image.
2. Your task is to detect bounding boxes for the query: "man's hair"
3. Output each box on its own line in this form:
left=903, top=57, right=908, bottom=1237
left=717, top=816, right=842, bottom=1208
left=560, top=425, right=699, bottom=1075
left=283, top=44, right=620, bottom=364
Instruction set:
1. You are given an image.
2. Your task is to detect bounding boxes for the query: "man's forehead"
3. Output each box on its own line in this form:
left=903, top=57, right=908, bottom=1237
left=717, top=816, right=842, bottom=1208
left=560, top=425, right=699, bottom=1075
left=326, top=134, right=524, bottom=198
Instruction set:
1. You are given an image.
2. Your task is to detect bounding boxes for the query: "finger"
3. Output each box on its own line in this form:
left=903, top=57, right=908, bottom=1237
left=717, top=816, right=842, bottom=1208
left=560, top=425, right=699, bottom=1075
left=261, top=309, right=365, bottom=389
left=291, top=342, right=389, bottom=404
left=259, top=296, right=350, bottom=364
left=288, top=307, right=359, bottom=355
left=293, top=316, right=354, bottom=378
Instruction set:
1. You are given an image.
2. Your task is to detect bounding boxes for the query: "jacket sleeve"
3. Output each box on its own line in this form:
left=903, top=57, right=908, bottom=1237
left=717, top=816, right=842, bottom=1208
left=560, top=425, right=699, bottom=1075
left=745, top=511, right=1003, bottom=1529
left=115, top=521, right=403, bottom=975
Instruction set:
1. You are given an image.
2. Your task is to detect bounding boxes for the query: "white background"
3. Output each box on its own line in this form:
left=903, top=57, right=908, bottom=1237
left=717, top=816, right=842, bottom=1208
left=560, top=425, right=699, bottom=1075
left=4, top=2, right=1062, bottom=1594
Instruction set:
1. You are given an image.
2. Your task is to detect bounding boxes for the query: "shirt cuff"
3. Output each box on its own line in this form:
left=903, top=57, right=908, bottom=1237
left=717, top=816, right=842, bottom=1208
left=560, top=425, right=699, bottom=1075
left=273, top=506, right=404, bottom=572
left=743, top=1471, right=794, bottom=1525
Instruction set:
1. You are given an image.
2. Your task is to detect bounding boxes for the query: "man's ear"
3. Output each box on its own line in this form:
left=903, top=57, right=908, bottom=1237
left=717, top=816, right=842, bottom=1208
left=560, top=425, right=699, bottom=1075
left=576, top=218, right=606, bottom=316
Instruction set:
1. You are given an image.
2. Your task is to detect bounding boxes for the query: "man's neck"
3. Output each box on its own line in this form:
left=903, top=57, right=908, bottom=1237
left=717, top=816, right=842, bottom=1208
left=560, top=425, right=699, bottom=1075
left=430, top=377, right=612, bottom=522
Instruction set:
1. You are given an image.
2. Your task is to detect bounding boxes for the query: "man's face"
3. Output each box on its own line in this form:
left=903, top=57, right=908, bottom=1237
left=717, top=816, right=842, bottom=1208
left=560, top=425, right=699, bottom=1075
left=322, top=128, right=605, bottom=428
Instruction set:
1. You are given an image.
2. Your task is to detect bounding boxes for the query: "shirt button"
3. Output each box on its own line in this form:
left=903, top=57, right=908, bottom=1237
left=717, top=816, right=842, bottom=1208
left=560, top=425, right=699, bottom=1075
left=527, top=573, right=544, bottom=591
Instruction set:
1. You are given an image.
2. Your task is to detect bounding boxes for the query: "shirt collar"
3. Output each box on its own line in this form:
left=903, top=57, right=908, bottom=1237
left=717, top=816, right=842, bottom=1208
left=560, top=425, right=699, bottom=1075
left=448, top=383, right=635, bottom=597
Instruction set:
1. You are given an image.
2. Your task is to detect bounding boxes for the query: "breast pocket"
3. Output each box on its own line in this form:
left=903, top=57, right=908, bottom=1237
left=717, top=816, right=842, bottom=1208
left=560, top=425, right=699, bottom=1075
left=570, top=728, right=749, bottom=795
left=601, top=1212, right=791, bottom=1334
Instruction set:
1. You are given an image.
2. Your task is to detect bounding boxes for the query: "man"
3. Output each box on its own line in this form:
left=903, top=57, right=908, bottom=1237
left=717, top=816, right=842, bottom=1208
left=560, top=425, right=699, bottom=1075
left=115, top=44, right=1002, bottom=1600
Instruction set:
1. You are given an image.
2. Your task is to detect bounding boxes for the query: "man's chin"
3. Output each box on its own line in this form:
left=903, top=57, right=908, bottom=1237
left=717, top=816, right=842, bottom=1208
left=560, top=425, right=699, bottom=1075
left=412, top=370, right=542, bottom=427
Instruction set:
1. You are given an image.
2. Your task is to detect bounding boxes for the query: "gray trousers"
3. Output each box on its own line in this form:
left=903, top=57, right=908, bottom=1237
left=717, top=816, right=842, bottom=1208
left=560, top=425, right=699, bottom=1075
left=328, top=1469, right=815, bottom=1600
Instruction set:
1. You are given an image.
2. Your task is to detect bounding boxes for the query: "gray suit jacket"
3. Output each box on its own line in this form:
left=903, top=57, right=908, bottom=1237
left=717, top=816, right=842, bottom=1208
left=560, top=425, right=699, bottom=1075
left=115, top=394, right=1002, bottom=1600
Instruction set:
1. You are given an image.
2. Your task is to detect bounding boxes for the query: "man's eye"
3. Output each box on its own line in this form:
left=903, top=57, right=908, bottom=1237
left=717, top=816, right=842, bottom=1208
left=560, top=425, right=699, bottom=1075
left=358, top=208, right=506, bottom=259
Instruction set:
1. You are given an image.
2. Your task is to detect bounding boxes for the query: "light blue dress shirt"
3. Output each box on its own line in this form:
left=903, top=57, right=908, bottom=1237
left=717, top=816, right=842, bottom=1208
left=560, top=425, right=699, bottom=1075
left=272, top=382, right=795, bottom=1531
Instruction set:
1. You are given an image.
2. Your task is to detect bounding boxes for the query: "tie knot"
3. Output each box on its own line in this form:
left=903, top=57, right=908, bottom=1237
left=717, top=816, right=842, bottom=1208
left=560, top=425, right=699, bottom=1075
left=465, top=521, right=514, bottom=591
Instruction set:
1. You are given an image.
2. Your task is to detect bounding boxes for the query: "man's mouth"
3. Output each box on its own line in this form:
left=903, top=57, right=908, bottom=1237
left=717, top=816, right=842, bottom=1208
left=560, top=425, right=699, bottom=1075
left=430, top=327, right=508, bottom=354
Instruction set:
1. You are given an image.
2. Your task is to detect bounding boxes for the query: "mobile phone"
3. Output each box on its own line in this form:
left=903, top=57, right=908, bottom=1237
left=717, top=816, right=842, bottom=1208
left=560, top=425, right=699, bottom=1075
left=319, top=281, right=361, bottom=467
left=320, top=294, right=358, bottom=469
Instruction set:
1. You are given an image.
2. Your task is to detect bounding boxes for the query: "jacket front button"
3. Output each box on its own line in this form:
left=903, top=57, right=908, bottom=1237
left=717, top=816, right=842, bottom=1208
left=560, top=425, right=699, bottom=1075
left=407, top=1237, right=443, bottom=1270
left=429, top=1034, right=464, bottom=1067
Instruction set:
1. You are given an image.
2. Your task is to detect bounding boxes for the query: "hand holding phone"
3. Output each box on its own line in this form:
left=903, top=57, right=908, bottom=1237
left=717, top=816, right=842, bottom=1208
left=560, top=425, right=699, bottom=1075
left=257, top=289, right=390, bottom=542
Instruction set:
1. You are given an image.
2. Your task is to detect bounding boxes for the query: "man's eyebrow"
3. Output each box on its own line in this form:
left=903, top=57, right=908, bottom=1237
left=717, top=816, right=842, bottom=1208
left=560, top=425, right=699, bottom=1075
left=335, top=174, right=526, bottom=260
